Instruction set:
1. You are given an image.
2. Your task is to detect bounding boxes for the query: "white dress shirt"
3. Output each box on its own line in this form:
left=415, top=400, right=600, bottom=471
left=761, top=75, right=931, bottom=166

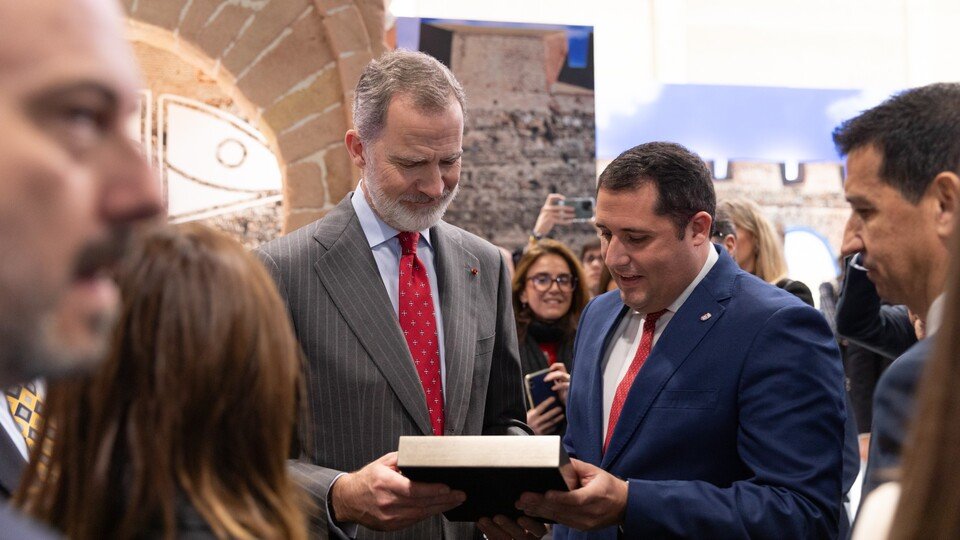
left=601, top=246, right=718, bottom=440
left=351, top=182, right=448, bottom=397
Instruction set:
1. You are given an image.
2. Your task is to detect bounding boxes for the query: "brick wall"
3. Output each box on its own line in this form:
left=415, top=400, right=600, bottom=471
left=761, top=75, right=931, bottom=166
left=441, top=26, right=599, bottom=253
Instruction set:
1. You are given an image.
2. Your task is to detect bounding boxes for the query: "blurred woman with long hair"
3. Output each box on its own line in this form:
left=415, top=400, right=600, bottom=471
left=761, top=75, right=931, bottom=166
left=512, top=239, right=590, bottom=435
left=714, top=198, right=814, bottom=306
left=15, top=224, right=307, bottom=539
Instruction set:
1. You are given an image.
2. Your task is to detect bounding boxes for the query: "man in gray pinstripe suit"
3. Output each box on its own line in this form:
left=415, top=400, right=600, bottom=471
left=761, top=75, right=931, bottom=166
left=257, top=50, right=539, bottom=539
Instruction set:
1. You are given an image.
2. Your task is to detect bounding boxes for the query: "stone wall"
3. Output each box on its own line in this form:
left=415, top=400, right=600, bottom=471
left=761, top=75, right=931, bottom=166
left=123, top=0, right=387, bottom=235
left=439, top=26, right=598, bottom=253
left=715, top=161, right=848, bottom=255
left=593, top=158, right=850, bottom=256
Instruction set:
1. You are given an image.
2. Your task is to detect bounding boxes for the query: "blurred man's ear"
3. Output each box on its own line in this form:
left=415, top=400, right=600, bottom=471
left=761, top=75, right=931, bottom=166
left=931, top=171, right=960, bottom=240
left=722, top=233, right=737, bottom=256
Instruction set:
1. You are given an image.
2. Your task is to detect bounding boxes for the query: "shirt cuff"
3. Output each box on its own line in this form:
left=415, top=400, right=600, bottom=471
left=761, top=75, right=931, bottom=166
left=327, top=472, right=359, bottom=539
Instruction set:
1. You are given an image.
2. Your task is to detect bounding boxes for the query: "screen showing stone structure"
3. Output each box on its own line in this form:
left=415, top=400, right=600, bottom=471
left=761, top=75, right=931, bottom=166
left=396, top=18, right=597, bottom=251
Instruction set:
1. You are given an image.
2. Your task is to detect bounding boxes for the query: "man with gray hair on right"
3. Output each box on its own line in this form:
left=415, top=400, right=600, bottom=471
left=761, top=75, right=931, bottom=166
left=257, top=50, right=538, bottom=539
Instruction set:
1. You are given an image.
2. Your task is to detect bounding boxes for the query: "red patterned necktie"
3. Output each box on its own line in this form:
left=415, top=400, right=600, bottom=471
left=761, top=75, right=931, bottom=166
left=603, top=309, right=667, bottom=453
left=397, top=232, right=445, bottom=436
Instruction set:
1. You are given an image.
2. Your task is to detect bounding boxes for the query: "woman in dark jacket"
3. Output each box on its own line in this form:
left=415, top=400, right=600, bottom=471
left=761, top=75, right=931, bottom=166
left=512, top=239, right=590, bottom=435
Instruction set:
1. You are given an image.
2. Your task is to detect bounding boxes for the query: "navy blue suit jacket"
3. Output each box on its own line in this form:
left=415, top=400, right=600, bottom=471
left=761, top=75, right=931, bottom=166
left=861, top=338, right=931, bottom=497
left=556, top=247, right=846, bottom=539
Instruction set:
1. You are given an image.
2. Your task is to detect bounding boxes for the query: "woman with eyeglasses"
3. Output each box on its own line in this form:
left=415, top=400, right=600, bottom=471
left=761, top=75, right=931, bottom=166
left=512, top=239, right=591, bottom=435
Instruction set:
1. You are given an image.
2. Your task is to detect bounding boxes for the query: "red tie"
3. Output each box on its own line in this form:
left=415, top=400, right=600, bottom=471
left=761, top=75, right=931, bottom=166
left=397, top=232, right=445, bottom=436
left=603, top=309, right=667, bottom=453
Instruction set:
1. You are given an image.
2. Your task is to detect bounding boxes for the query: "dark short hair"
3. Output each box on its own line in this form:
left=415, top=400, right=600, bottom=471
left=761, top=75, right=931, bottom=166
left=598, top=141, right=715, bottom=238
left=832, top=83, right=960, bottom=204
left=711, top=204, right=736, bottom=240
left=579, top=239, right=601, bottom=261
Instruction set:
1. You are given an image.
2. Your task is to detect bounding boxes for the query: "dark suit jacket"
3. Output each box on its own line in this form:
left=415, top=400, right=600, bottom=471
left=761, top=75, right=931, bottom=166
left=256, top=194, right=528, bottom=539
left=836, top=263, right=916, bottom=360
left=861, top=338, right=932, bottom=497
left=556, top=247, right=846, bottom=539
left=843, top=342, right=894, bottom=433
left=0, top=505, right=56, bottom=539
left=0, top=431, right=25, bottom=501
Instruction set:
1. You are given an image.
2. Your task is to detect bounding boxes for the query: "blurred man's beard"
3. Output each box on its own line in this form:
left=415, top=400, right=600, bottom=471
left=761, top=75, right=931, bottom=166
left=0, top=230, right=128, bottom=385
left=366, top=176, right=459, bottom=232
left=0, top=306, right=116, bottom=385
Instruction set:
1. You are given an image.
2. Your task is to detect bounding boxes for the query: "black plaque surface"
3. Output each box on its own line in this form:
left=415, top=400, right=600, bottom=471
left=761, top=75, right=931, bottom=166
left=397, top=436, right=576, bottom=522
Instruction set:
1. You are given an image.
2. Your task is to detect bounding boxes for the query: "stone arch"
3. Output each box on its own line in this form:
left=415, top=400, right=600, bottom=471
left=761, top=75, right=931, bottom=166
left=122, top=0, right=387, bottom=232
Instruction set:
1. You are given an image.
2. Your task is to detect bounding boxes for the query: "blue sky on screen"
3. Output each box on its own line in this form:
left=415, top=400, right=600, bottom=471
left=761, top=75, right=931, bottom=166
left=598, top=84, right=897, bottom=165
left=396, top=17, right=896, bottom=167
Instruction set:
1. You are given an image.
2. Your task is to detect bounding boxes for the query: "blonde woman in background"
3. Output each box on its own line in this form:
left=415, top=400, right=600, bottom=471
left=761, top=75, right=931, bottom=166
left=713, top=197, right=814, bottom=306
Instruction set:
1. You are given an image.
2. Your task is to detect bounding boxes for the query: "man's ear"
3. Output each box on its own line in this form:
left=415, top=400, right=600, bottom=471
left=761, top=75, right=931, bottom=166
left=344, top=129, right=366, bottom=169
left=930, top=171, right=960, bottom=239
left=688, top=211, right=713, bottom=245
left=722, top=233, right=737, bottom=256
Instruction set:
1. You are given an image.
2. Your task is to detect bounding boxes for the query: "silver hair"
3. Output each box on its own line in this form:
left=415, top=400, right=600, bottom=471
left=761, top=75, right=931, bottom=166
left=352, top=49, right=466, bottom=142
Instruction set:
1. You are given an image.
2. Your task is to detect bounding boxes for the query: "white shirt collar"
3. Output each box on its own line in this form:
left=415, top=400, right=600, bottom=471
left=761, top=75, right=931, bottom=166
left=351, top=180, right=433, bottom=249
left=926, top=292, right=945, bottom=336
left=660, top=244, right=719, bottom=315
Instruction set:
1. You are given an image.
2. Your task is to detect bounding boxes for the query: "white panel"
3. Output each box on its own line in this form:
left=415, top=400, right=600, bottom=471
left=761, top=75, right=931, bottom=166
left=393, top=0, right=960, bottom=89
left=784, top=229, right=838, bottom=309
left=158, top=94, right=282, bottom=222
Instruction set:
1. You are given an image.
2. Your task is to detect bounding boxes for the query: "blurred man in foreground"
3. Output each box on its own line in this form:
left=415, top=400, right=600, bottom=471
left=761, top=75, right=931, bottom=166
left=0, top=0, right=162, bottom=533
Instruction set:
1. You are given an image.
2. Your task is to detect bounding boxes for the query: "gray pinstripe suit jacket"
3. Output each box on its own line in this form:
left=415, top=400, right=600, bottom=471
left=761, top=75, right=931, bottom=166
left=256, top=193, right=529, bottom=539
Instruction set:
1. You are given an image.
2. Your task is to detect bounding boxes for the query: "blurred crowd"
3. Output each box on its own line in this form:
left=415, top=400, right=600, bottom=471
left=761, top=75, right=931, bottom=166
left=1, top=1, right=959, bottom=539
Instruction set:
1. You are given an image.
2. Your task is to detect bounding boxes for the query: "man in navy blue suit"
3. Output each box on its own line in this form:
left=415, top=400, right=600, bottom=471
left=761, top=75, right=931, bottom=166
left=516, top=142, right=847, bottom=538
left=833, top=83, right=960, bottom=498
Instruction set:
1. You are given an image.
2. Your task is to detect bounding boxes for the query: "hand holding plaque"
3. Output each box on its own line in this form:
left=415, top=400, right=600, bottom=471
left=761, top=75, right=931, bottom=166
left=397, top=436, right=578, bottom=523
left=516, top=458, right=629, bottom=531
left=330, top=451, right=466, bottom=531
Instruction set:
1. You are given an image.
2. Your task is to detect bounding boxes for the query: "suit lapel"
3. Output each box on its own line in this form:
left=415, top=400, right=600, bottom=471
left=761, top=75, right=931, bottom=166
left=312, top=197, right=434, bottom=436
left=432, top=222, right=479, bottom=436
left=601, top=247, right=735, bottom=469
left=582, top=302, right=630, bottom=466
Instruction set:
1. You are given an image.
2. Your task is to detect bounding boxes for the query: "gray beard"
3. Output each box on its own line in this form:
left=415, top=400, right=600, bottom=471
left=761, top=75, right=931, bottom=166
left=0, top=309, right=113, bottom=387
left=365, top=177, right=459, bottom=232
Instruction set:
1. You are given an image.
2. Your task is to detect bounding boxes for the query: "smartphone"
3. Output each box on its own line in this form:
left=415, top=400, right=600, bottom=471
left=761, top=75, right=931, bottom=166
left=558, top=197, right=595, bottom=222
left=524, top=367, right=561, bottom=409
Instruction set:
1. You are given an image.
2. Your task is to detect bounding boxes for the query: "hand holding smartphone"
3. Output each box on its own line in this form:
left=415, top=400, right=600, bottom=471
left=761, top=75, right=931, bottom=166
left=554, top=197, right=595, bottom=222
left=524, top=367, right=560, bottom=409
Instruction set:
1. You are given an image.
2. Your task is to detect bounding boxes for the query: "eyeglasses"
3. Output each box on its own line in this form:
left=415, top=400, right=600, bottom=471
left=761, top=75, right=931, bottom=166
left=711, top=219, right=737, bottom=240
left=582, top=254, right=603, bottom=265
left=527, top=273, right=578, bottom=292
